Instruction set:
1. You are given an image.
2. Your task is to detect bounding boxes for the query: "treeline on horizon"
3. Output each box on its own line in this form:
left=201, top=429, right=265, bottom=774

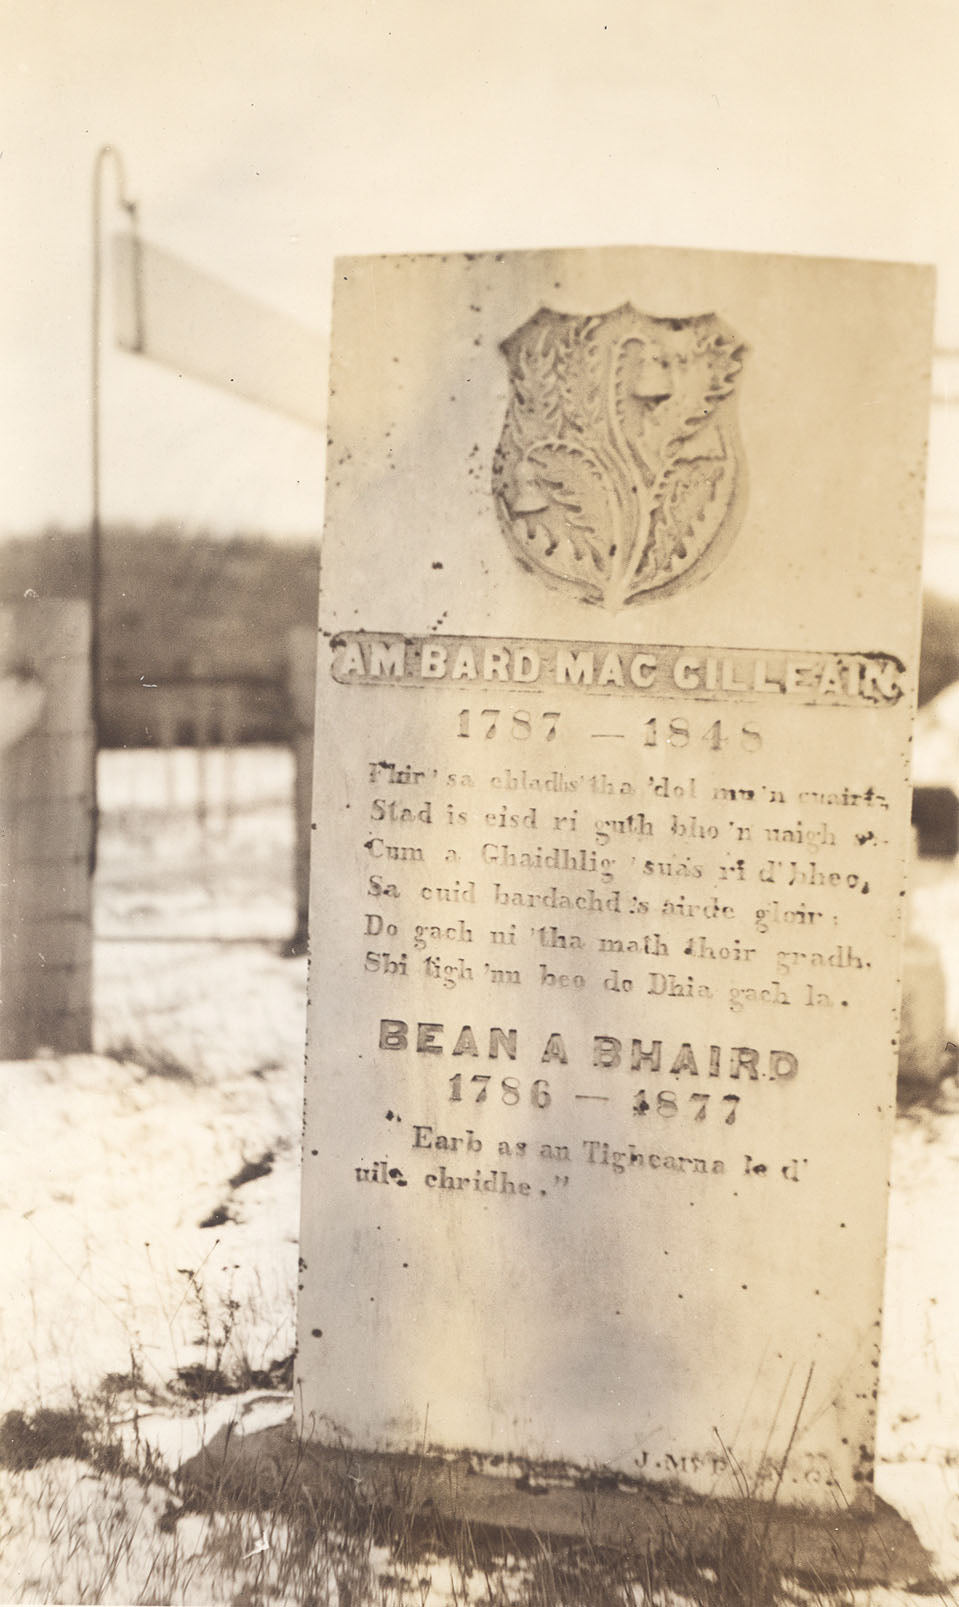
left=0, top=525, right=320, bottom=688
left=1, top=524, right=957, bottom=709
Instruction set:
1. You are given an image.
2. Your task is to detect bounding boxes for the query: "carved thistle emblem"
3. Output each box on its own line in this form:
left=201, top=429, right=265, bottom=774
left=492, top=304, right=747, bottom=608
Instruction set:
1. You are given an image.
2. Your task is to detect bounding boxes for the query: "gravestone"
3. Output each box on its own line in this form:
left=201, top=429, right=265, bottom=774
left=911, top=784, right=959, bottom=858
left=899, top=933, right=948, bottom=1090
left=297, top=246, right=933, bottom=1511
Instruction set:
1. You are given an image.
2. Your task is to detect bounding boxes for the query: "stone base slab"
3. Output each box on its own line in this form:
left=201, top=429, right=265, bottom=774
left=178, top=1420, right=933, bottom=1592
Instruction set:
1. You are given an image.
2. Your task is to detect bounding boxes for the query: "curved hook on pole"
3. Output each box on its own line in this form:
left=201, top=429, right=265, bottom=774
left=90, top=145, right=141, bottom=875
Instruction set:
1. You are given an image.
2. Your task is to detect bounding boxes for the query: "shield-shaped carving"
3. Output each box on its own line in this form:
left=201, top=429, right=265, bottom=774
left=492, top=304, right=747, bottom=608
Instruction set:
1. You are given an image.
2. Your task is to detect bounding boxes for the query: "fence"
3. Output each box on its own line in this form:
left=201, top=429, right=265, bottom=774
left=96, top=630, right=316, bottom=949
left=1, top=621, right=318, bottom=1056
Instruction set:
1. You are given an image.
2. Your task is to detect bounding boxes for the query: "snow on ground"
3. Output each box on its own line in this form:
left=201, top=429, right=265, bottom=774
left=0, top=1048, right=302, bottom=1407
left=2, top=745, right=959, bottom=1602
left=2, top=750, right=305, bottom=1412
left=880, top=1095, right=959, bottom=1579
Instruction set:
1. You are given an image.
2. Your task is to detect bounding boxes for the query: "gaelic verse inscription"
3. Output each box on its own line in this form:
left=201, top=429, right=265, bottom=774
left=334, top=631, right=898, bottom=1211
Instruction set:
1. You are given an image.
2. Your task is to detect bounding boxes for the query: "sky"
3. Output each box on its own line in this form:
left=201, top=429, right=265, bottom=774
left=3, top=0, right=959, bottom=570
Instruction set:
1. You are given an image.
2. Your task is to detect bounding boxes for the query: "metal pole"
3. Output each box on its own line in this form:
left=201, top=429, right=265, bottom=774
left=90, top=145, right=140, bottom=874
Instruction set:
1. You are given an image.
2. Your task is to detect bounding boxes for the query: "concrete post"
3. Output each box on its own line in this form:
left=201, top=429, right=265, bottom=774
left=0, top=601, right=94, bottom=1056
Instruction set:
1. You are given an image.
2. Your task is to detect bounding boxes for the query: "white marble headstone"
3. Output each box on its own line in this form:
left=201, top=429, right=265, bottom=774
left=296, top=245, right=933, bottom=1509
